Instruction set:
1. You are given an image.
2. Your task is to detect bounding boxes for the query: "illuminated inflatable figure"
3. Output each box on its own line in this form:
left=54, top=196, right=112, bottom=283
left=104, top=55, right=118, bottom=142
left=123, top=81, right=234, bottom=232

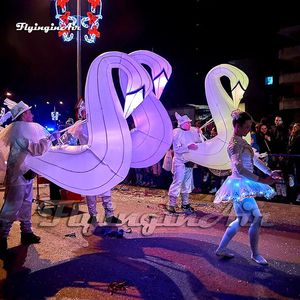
left=26, top=51, right=152, bottom=195
left=184, top=64, right=249, bottom=170
left=120, top=50, right=173, bottom=168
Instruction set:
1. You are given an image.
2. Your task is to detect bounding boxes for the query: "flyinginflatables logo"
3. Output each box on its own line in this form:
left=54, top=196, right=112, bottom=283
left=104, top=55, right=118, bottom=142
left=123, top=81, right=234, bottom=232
left=16, top=22, right=80, bottom=33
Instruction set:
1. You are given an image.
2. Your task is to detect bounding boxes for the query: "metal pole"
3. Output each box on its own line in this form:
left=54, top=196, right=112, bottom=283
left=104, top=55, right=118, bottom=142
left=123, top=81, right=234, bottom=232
left=76, top=0, right=82, bottom=101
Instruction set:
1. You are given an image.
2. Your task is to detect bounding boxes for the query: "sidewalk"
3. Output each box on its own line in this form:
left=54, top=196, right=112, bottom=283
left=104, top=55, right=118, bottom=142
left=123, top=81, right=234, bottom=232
left=0, top=183, right=299, bottom=299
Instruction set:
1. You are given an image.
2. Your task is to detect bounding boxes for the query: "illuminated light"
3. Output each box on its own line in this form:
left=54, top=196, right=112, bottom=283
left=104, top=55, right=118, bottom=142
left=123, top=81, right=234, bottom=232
left=51, top=106, right=61, bottom=121
left=45, top=126, right=55, bottom=132
left=59, top=101, right=63, bottom=104
left=6, top=92, right=12, bottom=96
left=235, top=183, right=239, bottom=187
left=265, top=76, right=273, bottom=86
left=51, top=111, right=60, bottom=120
left=55, top=0, right=103, bottom=43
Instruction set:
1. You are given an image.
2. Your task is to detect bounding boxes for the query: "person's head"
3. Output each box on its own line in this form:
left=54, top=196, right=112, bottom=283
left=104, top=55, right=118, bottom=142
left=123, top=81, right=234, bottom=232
left=231, top=109, right=253, bottom=137
left=77, top=99, right=86, bottom=120
left=274, top=116, right=283, bottom=126
left=175, top=112, right=192, bottom=130
left=4, top=99, right=33, bottom=122
left=181, top=121, right=191, bottom=130
left=251, top=122, right=257, bottom=133
left=194, top=120, right=201, bottom=128
left=19, top=109, right=34, bottom=122
left=66, top=118, right=74, bottom=126
left=211, top=127, right=217, bottom=137
left=291, top=123, right=300, bottom=136
left=260, top=124, right=268, bottom=135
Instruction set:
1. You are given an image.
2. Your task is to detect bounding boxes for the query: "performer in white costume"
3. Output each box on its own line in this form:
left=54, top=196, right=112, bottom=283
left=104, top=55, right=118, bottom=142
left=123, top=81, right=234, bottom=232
left=69, top=100, right=121, bottom=224
left=167, top=112, right=204, bottom=213
left=0, top=99, right=52, bottom=252
left=214, top=110, right=280, bottom=265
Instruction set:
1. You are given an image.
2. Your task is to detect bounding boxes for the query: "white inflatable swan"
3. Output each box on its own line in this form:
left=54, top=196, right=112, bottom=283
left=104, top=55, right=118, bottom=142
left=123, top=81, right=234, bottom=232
left=183, top=64, right=249, bottom=170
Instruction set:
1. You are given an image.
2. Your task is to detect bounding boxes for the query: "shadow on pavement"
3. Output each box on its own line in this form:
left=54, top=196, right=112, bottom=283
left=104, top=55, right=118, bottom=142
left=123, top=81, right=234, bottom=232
left=0, top=234, right=299, bottom=299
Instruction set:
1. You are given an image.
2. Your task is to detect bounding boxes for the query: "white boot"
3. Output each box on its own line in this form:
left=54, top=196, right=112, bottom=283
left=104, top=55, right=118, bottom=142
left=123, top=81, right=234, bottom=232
left=215, top=218, right=241, bottom=259
left=249, top=216, right=268, bottom=265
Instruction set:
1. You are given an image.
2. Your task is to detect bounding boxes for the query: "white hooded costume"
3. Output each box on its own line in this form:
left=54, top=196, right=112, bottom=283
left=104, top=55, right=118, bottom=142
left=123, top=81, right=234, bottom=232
left=168, top=112, right=204, bottom=207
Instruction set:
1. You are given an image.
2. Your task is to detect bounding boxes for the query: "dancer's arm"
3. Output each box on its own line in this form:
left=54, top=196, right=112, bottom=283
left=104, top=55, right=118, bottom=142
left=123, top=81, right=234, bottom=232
left=253, top=155, right=272, bottom=176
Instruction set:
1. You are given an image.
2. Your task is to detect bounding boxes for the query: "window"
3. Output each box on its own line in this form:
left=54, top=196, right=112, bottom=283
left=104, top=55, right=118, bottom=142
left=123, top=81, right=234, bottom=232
left=265, top=76, right=273, bottom=86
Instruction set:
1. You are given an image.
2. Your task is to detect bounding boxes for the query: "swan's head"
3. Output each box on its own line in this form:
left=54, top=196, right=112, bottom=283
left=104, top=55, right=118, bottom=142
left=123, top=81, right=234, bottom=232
left=124, top=87, right=145, bottom=119
left=231, top=80, right=246, bottom=103
left=153, top=70, right=169, bottom=99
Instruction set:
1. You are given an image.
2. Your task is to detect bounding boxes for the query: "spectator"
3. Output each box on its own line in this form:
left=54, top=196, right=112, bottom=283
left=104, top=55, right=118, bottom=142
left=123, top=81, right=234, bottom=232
left=256, top=123, right=272, bottom=154
left=287, top=123, right=300, bottom=202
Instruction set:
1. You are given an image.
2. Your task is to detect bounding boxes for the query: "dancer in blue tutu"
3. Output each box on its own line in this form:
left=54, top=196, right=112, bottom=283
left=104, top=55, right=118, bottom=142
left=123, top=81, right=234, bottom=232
left=215, top=110, right=280, bottom=265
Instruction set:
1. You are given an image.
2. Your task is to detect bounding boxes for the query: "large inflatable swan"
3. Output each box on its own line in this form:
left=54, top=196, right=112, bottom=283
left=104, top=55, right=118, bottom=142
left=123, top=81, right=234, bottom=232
left=26, top=51, right=153, bottom=195
left=120, top=50, right=173, bottom=168
left=183, top=64, right=249, bottom=170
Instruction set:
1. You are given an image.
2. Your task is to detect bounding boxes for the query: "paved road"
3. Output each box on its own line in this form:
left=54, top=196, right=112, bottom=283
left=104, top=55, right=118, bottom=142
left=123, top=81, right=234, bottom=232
left=0, top=184, right=299, bottom=299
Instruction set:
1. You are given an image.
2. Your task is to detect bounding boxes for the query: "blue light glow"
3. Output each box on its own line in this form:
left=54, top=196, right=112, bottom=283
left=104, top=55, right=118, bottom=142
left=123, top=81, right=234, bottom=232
left=265, top=76, right=273, bottom=85
left=45, top=126, right=55, bottom=132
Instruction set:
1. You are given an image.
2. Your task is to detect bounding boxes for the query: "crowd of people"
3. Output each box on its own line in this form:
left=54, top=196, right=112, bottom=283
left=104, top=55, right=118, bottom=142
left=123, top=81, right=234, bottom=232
left=250, top=116, right=300, bottom=202
left=123, top=115, right=300, bottom=204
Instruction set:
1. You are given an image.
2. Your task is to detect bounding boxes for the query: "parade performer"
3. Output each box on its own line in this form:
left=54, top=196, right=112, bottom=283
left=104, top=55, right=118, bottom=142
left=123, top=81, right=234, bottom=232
left=214, top=110, right=280, bottom=265
left=167, top=112, right=204, bottom=214
left=0, top=99, right=53, bottom=251
left=68, top=99, right=121, bottom=224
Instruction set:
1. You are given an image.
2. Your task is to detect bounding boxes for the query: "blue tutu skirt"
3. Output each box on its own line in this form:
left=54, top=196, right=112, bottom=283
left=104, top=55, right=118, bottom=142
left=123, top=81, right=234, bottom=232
left=214, top=175, right=276, bottom=203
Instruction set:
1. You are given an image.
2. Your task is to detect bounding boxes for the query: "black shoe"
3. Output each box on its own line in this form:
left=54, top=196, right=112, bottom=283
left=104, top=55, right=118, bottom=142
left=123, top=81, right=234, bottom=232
left=0, top=238, right=7, bottom=252
left=166, top=205, right=176, bottom=213
left=105, top=216, right=122, bottom=224
left=181, top=204, right=195, bottom=214
left=87, top=215, right=98, bottom=224
left=21, top=232, right=41, bottom=245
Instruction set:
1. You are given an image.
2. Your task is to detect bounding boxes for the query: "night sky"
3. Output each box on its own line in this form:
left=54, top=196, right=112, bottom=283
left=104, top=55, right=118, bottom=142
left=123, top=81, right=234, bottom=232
left=0, top=0, right=298, bottom=124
